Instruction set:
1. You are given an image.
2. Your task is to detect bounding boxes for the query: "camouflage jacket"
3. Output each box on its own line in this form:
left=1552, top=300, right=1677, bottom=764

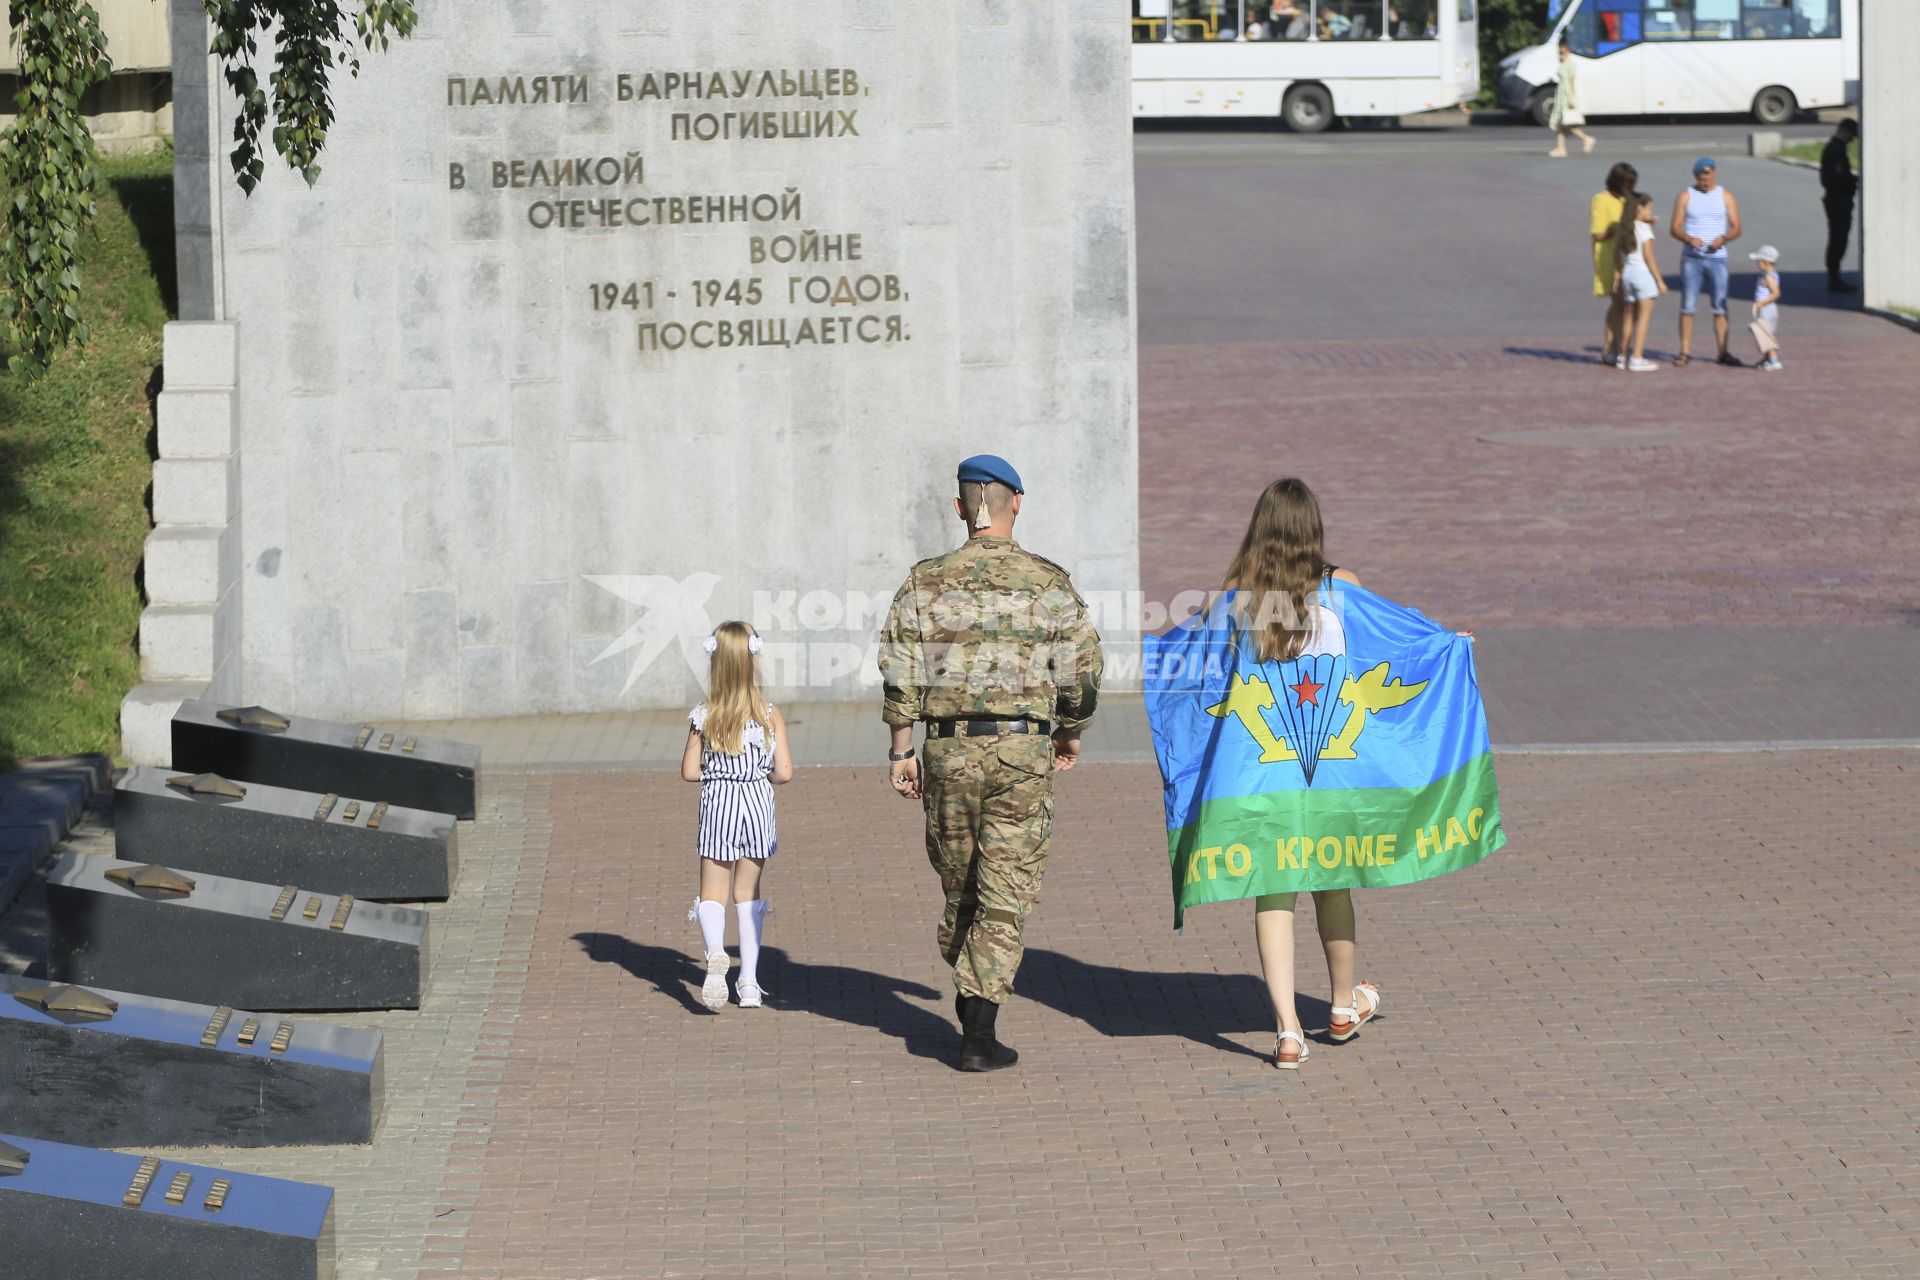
left=879, top=536, right=1103, bottom=731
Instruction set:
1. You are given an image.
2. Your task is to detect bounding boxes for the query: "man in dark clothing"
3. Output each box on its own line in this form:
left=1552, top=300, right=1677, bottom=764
left=1822, top=118, right=1859, bottom=293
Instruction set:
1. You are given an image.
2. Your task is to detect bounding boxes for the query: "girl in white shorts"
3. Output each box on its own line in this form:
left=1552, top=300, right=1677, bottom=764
left=1613, top=192, right=1667, bottom=372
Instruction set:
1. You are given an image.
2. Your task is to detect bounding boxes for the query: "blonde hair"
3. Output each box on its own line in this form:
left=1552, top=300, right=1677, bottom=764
left=702, top=620, right=768, bottom=755
left=1223, top=478, right=1329, bottom=664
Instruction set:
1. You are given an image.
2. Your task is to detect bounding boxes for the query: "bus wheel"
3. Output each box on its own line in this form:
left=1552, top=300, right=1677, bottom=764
left=1527, top=88, right=1554, bottom=129
left=1282, top=83, right=1334, bottom=133
left=1752, top=85, right=1796, bottom=125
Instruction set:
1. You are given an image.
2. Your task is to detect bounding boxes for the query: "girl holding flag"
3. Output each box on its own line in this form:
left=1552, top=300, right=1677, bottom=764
left=1146, top=478, right=1501, bottom=1070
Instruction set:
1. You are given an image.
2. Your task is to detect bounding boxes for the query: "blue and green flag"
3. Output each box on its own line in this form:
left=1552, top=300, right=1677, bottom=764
left=1143, top=583, right=1503, bottom=928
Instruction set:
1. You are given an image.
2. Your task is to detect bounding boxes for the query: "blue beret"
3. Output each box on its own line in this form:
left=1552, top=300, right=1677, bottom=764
left=1693, top=156, right=1716, bottom=174
left=956, top=454, right=1023, bottom=493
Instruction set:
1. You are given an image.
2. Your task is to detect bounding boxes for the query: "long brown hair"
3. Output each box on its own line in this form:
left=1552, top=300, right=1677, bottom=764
left=702, top=620, right=768, bottom=755
left=1614, top=191, right=1652, bottom=259
left=1223, top=478, right=1328, bottom=663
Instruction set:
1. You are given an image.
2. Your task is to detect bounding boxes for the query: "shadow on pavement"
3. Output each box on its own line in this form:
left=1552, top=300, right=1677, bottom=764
left=1764, top=268, right=1865, bottom=314
left=1503, top=344, right=1610, bottom=365
left=572, top=934, right=957, bottom=1063
left=1017, top=948, right=1335, bottom=1061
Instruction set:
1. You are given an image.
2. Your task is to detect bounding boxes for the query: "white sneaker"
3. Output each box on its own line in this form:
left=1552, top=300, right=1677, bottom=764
left=737, top=981, right=766, bottom=1009
left=700, top=952, right=730, bottom=1011
left=1628, top=358, right=1659, bottom=372
left=1760, top=357, right=1783, bottom=371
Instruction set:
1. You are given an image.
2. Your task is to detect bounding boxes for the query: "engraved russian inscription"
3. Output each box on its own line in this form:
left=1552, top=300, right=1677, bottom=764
left=440, top=64, right=909, bottom=359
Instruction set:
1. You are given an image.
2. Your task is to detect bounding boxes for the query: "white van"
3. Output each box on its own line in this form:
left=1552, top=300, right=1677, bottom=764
left=1496, top=0, right=1860, bottom=127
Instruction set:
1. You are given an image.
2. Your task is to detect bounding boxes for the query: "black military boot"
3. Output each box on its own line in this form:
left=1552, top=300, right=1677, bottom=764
left=957, top=995, right=1019, bottom=1072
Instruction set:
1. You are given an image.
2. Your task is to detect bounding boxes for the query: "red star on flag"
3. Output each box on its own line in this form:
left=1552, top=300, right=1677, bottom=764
left=1290, top=674, right=1324, bottom=707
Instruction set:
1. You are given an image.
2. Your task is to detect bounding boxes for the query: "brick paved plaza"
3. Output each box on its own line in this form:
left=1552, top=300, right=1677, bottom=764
left=7, top=122, right=1919, bottom=1278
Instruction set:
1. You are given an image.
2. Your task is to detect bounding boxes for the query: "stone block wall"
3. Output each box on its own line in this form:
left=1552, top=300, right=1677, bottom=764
left=134, top=0, right=1138, bottom=742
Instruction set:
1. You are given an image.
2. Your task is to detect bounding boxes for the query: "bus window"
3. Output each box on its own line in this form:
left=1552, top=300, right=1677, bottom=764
left=1255, top=2, right=1313, bottom=40
left=1741, top=1, right=1793, bottom=38
left=1692, top=0, right=1739, bottom=39
left=1457, top=0, right=1476, bottom=21
left=1318, top=0, right=1384, bottom=40
left=1171, top=0, right=1241, bottom=40
left=1793, top=0, right=1839, bottom=36
left=1644, top=2, right=1695, bottom=40
left=1134, top=0, right=1171, bottom=42
left=1565, top=1, right=1641, bottom=56
left=1389, top=0, right=1437, bottom=39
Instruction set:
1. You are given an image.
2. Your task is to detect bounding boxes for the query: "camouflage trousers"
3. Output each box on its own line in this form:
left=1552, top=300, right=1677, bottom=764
left=921, top=732, right=1055, bottom=1005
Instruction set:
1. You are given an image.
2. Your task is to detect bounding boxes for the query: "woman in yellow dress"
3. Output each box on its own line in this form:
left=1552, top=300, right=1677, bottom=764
left=1590, top=162, right=1638, bottom=366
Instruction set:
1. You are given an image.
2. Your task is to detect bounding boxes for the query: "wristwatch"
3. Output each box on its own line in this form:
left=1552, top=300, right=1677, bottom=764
left=888, top=747, right=915, bottom=762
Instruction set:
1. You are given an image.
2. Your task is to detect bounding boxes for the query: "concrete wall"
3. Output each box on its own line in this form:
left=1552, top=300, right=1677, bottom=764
left=1862, top=0, right=1920, bottom=314
left=127, top=0, right=1139, bottom=752
left=0, top=1, right=170, bottom=73
left=0, top=2, right=173, bottom=151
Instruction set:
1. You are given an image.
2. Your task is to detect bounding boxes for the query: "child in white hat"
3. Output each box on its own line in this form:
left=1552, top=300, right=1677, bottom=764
left=1749, top=246, right=1783, bottom=371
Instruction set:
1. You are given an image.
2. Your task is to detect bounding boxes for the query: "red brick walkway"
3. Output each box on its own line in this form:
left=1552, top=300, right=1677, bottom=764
left=1139, top=336, right=1920, bottom=631
left=438, top=754, right=1920, bottom=1279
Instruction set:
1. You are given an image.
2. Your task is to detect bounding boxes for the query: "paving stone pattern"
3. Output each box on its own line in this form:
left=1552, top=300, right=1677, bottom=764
left=426, top=752, right=1920, bottom=1278
left=6, top=748, right=1916, bottom=1276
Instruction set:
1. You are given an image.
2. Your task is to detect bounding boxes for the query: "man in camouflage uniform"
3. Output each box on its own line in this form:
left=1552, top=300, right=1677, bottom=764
left=879, top=454, right=1103, bottom=1072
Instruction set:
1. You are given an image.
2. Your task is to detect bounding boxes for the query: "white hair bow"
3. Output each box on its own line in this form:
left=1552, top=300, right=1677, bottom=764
left=704, top=632, right=763, bottom=655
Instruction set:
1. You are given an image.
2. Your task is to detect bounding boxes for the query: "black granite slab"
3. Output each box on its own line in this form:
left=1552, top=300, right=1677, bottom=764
left=46, top=854, right=428, bottom=1011
left=0, top=975, right=383, bottom=1147
left=170, top=699, right=479, bottom=819
left=0, top=1130, right=335, bottom=1279
left=115, top=766, right=456, bottom=901
left=0, top=756, right=112, bottom=914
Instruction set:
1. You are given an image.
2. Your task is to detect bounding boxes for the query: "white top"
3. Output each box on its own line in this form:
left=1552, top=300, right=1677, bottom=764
left=689, top=702, right=777, bottom=782
left=1624, top=220, right=1655, bottom=272
left=1754, top=271, right=1779, bottom=329
left=1297, top=602, right=1347, bottom=659
left=1681, top=186, right=1729, bottom=259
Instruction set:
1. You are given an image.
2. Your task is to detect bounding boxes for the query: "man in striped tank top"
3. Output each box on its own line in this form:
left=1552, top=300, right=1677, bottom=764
left=1669, top=157, right=1745, bottom=367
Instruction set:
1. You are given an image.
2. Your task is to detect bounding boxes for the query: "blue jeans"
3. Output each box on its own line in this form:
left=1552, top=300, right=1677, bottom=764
left=1679, top=254, right=1729, bottom=316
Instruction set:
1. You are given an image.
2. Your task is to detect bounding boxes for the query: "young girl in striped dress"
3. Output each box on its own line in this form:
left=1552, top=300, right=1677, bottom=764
left=682, top=620, right=794, bottom=1011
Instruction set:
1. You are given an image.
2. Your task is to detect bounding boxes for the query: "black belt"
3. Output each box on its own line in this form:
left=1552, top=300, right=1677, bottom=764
left=924, top=718, right=1051, bottom=739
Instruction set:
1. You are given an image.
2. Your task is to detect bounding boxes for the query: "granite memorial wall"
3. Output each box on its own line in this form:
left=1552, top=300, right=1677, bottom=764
left=124, top=0, right=1139, bottom=758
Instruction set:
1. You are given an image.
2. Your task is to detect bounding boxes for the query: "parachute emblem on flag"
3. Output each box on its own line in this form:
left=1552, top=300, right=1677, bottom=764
left=1271, top=654, right=1347, bottom=784
left=1202, top=597, right=1429, bottom=787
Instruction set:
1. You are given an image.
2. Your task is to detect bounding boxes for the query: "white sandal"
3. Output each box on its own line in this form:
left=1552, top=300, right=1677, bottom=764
left=1328, top=981, right=1381, bottom=1043
left=1273, top=1030, right=1310, bottom=1070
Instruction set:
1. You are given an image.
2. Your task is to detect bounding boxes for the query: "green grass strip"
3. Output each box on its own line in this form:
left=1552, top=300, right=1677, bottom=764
left=0, top=149, right=173, bottom=766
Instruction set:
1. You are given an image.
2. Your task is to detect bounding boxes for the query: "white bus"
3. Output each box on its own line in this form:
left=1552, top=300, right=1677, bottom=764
left=1496, top=0, right=1860, bottom=126
left=1132, top=1, right=1481, bottom=132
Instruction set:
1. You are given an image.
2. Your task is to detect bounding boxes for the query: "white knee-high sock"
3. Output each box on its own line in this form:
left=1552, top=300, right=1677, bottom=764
left=695, top=899, right=727, bottom=957
left=735, top=900, right=765, bottom=987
